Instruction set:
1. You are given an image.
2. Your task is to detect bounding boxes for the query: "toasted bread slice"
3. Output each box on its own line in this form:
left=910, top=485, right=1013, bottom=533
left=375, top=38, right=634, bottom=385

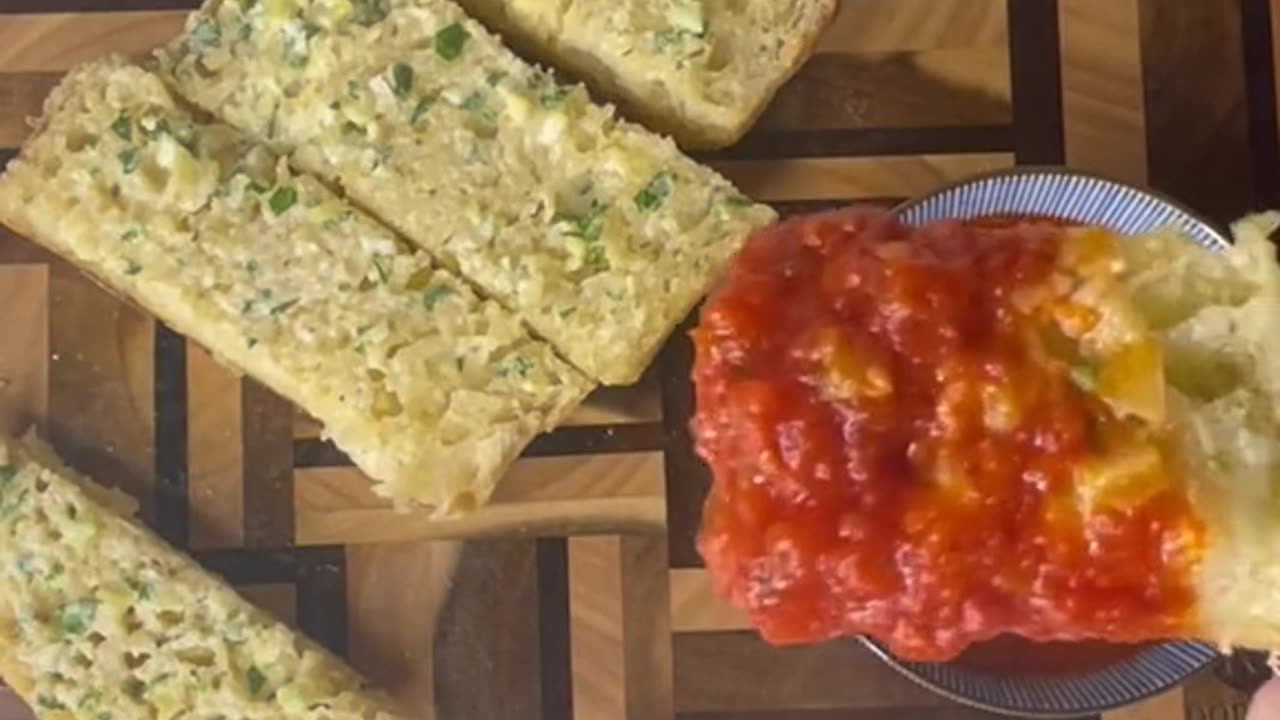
left=0, top=58, right=593, bottom=513
left=0, top=433, right=409, bottom=718
left=157, top=0, right=777, bottom=385
left=454, top=0, right=838, bottom=149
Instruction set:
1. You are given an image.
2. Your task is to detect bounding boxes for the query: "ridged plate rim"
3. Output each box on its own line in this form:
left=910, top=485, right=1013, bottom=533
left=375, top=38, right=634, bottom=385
left=858, top=166, right=1225, bottom=718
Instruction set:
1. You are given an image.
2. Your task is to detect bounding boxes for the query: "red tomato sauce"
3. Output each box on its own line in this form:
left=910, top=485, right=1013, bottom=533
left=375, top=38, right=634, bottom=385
left=691, top=209, right=1204, bottom=662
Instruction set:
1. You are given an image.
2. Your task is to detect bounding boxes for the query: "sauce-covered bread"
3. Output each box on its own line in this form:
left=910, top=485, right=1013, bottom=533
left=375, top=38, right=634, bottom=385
left=0, top=433, right=409, bottom=719
left=692, top=208, right=1280, bottom=660
left=0, top=58, right=593, bottom=513
left=157, top=0, right=776, bottom=384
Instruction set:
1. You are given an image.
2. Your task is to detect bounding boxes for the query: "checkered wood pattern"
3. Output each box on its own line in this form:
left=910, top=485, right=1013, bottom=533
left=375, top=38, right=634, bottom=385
left=1, top=0, right=1278, bottom=719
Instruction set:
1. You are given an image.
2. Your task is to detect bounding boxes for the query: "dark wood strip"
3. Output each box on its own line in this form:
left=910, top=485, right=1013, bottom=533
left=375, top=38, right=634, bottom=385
left=523, top=422, right=666, bottom=457
left=293, top=422, right=667, bottom=468
left=296, top=546, right=348, bottom=656
left=1241, top=0, right=1280, bottom=209
left=154, top=323, right=188, bottom=547
left=620, top=536, right=675, bottom=720
left=692, top=125, right=1014, bottom=163
left=0, top=0, right=197, bottom=11
left=1139, top=0, right=1253, bottom=224
left=194, top=547, right=308, bottom=585
left=672, top=632, right=953, bottom=713
left=240, top=379, right=295, bottom=547
left=434, top=541, right=544, bottom=720
left=1007, top=0, right=1065, bottom=164
left=659, top=310, right=706, bottom=569
left=536, top=538, right=574, bottom=720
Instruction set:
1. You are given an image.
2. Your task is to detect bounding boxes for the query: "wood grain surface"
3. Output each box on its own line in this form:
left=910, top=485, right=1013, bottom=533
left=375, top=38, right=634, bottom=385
left=1, top=1, right=1278, bottom=719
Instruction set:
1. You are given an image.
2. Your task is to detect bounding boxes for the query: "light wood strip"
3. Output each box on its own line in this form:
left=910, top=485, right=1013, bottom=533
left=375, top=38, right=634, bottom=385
left=619, top=536, right=674, bottom=720
left=669, top=568, right=751, bottom=634
left=0, top=73, right=58, bottom=151
left=817, top=0, right=1007, bottom=54
left=712, top=153, right=1014, bottom=203
left=1059, top=0, right=1149, bottom=186
left=1101, top=687, right=1184, bottom=720
left=295, top=453, right=665, bottom=545
left=47, top=261, right=155, bottom=519
left=186, top=342, right=244, bottom=549
left=568, top=536, right=626, bottom=720
left=237, top=583, right=298, bottom=628
left=0, top=12, right=185, bottom=73
left=0, top=265, right=47, bottom=437
left=347, top=541, right=462, bottom=719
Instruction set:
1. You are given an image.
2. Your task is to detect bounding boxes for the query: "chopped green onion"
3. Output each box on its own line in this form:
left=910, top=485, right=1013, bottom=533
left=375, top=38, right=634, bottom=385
left=410, top=93, right=438, bottom=126
left=191, top=17, right=222, bottom=48
left=391, top=62, right=414, bottom=98
left=118, top=148, right=140, bottom=174
left=634, top=172, right=673, bottom=212
left=247, top=666, right=267, bottom=697
left=540, top=87, right=570, bottom=109
left=268, top=186, right=297, bottom=215
left=110, top=112, right=132, bottom=142
left=434, top=22, right=468, bottom=60
left=124, top=261, right=142, bottom=276
left=421, top=285, right=455, bottom=310
left=269, top=298, right=301, bottom=316
left=351, top=0, right=390, bottom=26
left=58, top=598, right=98, bottom=635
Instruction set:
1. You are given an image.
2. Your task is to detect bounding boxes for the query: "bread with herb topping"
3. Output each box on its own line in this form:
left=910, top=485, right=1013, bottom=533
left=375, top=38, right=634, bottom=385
left=454, top=0, right=838, bottom=149
left=0, top=432, right=409, bottom=719
left=157, top=0, right=777, bottom=385
left=0, top=57, right=594, bottom=513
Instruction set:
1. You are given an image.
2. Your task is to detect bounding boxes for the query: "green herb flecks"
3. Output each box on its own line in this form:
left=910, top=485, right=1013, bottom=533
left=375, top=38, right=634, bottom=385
left=284, top=23, right=320, bottom=67
left=269, top=298, right=301, bottom=316
left=391, top=62, right=415, bottom=98
left=126, top=577, right=154, bottom=601
left=239, top=0, right=258, bottom=10
left=460, top=91, right=498, bottom=137
left=266, top=102, right=281, bottom=140
left=498, top=356, right=534, bottom=379
left=421, top=285, right=455, bottom=310
left=37, top=696, right=65, bottom=711
left=121, top=227, right=140, bottom=242
left=559, top=306, right=577, bottom=319
left=454, top=356, right=465, bottom=372
left=268, top=186, right=298, bottom=215
left=434, top=22, right=469, bottom=60
left=124, top=261, right=143, bottom=276
left=0, top=465, right=16, bottom=488
left=486, top=70, right=506, bottom=87
left=110, top=112, right=132, bottom=142
left=540, top=87, right=569, bottom=109
left=118, top=148, right=140, bottom=174
left=634, top=172, right=674, bottom=212
left=247, top=665, right=268, bottom=697
left=58, top=598, right=98, bottom=635
left=723, top=193, right=754, bottom=208
left=372, top=256, right=392, bottom=283
left=410, top=93, right=438, bottom=126
left=191, top=17, right=222, bottom=48
left=351, top=0, right=390, bottom=26
left=560, top=204, right=608, bottom=271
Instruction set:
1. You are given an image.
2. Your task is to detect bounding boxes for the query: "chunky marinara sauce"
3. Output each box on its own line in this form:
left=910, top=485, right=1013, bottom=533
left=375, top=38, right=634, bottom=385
left=691, top=209, right=1204, bottom=661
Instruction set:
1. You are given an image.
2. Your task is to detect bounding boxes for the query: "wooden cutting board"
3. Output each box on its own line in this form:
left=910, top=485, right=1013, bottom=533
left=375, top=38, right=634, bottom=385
left=0, top=0, right=1276, bottom=718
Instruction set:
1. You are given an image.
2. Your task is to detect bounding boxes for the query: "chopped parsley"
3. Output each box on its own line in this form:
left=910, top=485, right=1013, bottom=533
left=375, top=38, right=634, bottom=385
left=121, top=227, right=140, bottom=241
left=351, top=0, right=390, bottom=26
left=117, top=148, right=140, bottom=174
left=284, top=24, right=321, bottom=67
left=391, top=62, right=414, bottom=98
left=421, top=285, right=455, bottom=310
left=724, top=194, right=754, bottom=208
left=434, top=22, right=469, bottom=60
left=126, top=577, right=154, bottom=600
left=37, top=696, right=66, bottom=711
left=486, top=70, right=506, bottom=87
left=124, top=261, right=143, bottom=276
left=247, top=338, right=259, bottom=349
left=498, top=356, right=534, bottom=378
left=540, top=87, right=570, bottom=109
left=58, top=598, right=98, bottom=635
left=269, top=298, right=301, bottom=316
left=268, top=186, right=298, bottom=215
left=634, top=172, right=674, bottom=212
left=247, top=665, right=268, bottom=697
left=191, top=17, right=222, bottom=48
left=410, top=93, right=438, bottom=126
left=561, top=204, right=606, bottom=243
left=110, top=112, right=132, bottom=142
left=559, top=306, right=577, bottom=319
left=454, top=356, right=465, bottom=372
left=372, top=256, right=392, bottom=283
